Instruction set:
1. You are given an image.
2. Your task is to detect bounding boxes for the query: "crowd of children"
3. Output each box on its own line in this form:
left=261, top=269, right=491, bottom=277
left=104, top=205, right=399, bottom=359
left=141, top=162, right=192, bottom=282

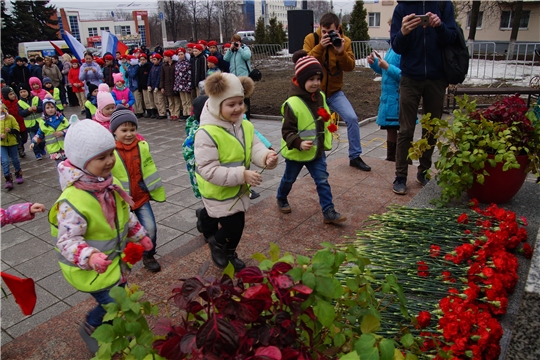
left=0, top=38, right=359, bottom=356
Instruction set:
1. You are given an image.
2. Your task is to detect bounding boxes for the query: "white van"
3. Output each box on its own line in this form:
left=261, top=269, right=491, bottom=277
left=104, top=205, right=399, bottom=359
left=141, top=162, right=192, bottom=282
left=237, top=31, right=255, bottom=42
left=18, top=41, right=70, bottom=58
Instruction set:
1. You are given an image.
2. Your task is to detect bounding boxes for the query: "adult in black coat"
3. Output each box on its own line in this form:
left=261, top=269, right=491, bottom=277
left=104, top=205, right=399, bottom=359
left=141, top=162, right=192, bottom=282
left=2, top=54, right=14, bottom=84
left=9, top=57, right=30, bottom=92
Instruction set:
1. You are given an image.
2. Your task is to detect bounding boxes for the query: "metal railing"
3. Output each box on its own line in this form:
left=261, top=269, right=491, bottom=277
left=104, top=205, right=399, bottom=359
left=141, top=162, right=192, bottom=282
left=468, top=42, right=497, bottom=83
left=504, top=42, right=540, bottom=82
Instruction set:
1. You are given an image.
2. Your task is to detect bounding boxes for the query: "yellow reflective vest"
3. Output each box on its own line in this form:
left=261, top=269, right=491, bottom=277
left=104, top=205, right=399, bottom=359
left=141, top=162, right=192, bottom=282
left=18, top=97, right=40, bottom=128
left=49, top=178, right=130, bottom=293
left=112, top=141, right=166, bottom=202
left=36, top=117, right=69, bottom=154
left=85, top=100, right=97, bottom=117
left=52, top=88, right=64, bottom=111
left=280, top=92, right=332, bottom=162
left=195, top=121, right=254, bottom=201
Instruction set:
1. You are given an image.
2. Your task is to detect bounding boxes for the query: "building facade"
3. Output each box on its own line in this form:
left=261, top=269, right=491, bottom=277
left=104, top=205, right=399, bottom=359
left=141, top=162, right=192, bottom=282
left=250, top=0, right=302, bottom=29
left=58, top=9, right=151, bottom=49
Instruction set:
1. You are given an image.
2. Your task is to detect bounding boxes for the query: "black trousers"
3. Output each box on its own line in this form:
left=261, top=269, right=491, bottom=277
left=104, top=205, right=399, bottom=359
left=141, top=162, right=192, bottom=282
left=244, top=97, right=251, bottom=120
left=395, top=76, right=447, bottom=178
left=199, top=208, right=245, bottom=249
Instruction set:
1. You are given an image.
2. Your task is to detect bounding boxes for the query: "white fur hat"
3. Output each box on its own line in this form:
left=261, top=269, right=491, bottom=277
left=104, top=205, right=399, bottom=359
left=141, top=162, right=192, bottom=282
left=205, top=72, right=254, bottom=119
left=64, top=119, right=116, bottom=170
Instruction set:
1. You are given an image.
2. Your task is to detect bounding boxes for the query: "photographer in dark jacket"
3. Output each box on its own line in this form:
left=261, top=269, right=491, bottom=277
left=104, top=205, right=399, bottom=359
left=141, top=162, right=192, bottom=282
left=390, top=0, right=458, bottom=195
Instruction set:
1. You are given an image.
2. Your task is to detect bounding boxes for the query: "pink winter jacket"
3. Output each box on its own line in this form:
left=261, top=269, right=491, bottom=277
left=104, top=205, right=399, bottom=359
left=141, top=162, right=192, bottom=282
left=1, top=203, right=35, bottom=227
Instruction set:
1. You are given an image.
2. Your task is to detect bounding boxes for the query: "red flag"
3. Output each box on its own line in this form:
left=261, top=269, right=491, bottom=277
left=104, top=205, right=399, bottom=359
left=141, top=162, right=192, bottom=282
left=49, top=41, right=64, bottom=56
left=117, top=41, right=129, bottom=55
left=1, top=272, right=37, bottom=316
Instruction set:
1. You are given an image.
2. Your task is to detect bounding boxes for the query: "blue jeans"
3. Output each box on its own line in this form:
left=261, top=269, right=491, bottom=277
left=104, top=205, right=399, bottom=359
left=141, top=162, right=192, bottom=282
left=87, top=283, right=126, bottom=328
left=277, top=154, right=334, bottom=213
left=134, top=202, right=157, bottom=256
left=326, top=91, right=362, bottom=160
left=1, top=145, right=21, bottom=177
left=27, top=123, right=45, bottom=157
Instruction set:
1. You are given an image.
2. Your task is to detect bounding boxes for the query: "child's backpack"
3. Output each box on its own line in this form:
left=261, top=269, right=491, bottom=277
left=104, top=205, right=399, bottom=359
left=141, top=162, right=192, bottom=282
left=439, top=1, right=469, bottom=85
left=182, top=115, right=201, bottom=199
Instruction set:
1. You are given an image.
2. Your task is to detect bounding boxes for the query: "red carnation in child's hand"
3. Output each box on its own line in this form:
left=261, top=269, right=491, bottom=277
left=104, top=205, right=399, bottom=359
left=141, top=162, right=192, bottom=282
left=123, top=242, right=145, bottom=265
left=416, top=311, right=431, bottom=329
left=317, top=107, right=331, bottom=122
left=327, top=123, right=338, bottom=133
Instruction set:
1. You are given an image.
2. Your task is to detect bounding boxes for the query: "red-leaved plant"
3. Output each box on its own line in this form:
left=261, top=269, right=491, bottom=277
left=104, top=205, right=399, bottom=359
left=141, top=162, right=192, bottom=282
left=152, top=262, right=320, bottom=359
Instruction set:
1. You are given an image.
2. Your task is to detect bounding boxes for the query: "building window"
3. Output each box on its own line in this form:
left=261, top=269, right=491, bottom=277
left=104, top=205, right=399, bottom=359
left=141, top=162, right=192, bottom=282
left=368, top=12, right=380, bottom=27
left=500, top=10, right=530, bottom=29
left=138, top=25, right=146, bottom=45
left=88, top=27, right=98, bottom=36
left=467, top=11, right=483, bottom=29
left=69, top=16, right=80, bottom=41
left=100, top=26, right=110, bottom=32
left=114, top=25, right=131, bottom=36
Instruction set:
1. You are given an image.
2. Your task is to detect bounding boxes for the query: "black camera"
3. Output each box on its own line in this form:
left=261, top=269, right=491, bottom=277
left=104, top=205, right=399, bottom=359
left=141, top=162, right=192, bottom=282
left=326, top=30, right=342, bottom=47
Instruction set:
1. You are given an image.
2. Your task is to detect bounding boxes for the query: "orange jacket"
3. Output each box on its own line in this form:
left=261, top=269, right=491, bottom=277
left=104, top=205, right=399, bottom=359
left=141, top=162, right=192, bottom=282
left=303, top=28, right=356, bottom=97
left=115, top=139, right=150, bottom=210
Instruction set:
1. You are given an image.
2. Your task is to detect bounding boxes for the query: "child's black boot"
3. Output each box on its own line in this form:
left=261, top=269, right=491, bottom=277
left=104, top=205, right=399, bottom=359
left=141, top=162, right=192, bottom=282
left=78, top=321, right=99, bottom=354
left=227, top=248, right=246, bottom=271
left=207, top=236, right=228, bottom=268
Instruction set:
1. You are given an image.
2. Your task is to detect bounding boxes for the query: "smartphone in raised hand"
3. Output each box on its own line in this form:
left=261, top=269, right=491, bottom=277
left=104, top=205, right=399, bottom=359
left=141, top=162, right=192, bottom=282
left=414, top=15, right=430, bottom=26
left=373, top=50, right=382, bottom=59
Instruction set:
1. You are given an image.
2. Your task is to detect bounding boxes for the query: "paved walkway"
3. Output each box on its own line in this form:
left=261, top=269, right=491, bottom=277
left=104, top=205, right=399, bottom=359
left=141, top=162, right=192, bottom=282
left=1, top=106, right=427, bottom=346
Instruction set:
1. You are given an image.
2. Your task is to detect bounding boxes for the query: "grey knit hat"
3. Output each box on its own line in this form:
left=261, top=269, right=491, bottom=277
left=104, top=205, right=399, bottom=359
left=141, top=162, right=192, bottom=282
left=64, top=120, right=116, bottom=170
left=110, top=105, right=138, bottom=134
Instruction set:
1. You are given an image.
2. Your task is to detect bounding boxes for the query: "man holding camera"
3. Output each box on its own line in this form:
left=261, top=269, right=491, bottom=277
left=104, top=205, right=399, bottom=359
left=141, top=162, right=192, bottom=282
left=390, top=1, right=458, bottom=195
left=303, top=12, right=371, bottom=172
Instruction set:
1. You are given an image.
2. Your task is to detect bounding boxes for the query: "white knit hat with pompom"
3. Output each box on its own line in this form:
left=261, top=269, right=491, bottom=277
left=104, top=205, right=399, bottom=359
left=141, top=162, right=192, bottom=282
left=64, top=119, right=116, bottom=170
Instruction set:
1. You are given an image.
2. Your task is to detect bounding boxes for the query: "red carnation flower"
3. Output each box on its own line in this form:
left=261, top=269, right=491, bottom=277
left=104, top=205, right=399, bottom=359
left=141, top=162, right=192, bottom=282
left=327, top=123, right=338, bottom=133
left=518, top=216, right=528, bottom=226
left=457, top=213, right=468, bottom=224
left=317, top=107, right=331, bottom=122
left=417, top=261, right=429, bottom=277
left=468, top=198, right=479, bottom=209
left=523, top=243, right=533, bottom=259
left=123, top=242, right=145, bottom=265
left=416, top=311, right=431, bottom=329
left=430, top=245, right=441, bottom=258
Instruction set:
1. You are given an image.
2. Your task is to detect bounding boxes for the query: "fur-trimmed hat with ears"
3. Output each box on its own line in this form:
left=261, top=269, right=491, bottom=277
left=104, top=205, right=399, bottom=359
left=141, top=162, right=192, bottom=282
left=205, top=72, right=254, bottom=119
left=42, top=93, right=56, bottom=109
left=113, top=73, right=125, bottom=84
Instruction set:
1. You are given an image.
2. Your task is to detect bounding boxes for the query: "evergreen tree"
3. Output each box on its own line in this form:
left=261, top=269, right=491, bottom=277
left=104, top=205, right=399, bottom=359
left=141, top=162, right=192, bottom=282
left=267, top=16, right=286, bottom=45
left=254, top=16, right=266, bottom=44
left=1, top=0, right=19, bottom=56
left=10, top=0, right=59, bottom=44
left=348, top=1, right=370, bottom=41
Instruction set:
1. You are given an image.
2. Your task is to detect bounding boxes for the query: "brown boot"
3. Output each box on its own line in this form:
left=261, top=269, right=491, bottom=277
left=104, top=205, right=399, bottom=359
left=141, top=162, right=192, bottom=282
left=386, top=141, right=396, bottom=162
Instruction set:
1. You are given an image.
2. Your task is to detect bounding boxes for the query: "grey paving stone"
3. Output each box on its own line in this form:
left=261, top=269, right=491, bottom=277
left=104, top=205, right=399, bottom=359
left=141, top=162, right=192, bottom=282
left=4, top=301, right=71, bottom=339
left=157, top=233, right=196, bottom=255
left=2, top=284, right=61, bottom=329
left=16, top=214, right=53, bottom=237
left=165, top=188, right=204, bottom=208
left=1, top=227, right=35, bottom=251
left=1, top=237, right=54, bottom=267
left=36, top=270, right=78, bottom=300
left=0, top=191, right=22, bottom=205
left=13, top=250, right=61, bottom=282
left=63, top=291, right=91, bottom=307
left=155, top=224, right=185, bottom=248
left=158, top=207, right=199, bottom=233
left=1, top=330, right=14, bottom=346
left=152, top=201, right=184, bottom=222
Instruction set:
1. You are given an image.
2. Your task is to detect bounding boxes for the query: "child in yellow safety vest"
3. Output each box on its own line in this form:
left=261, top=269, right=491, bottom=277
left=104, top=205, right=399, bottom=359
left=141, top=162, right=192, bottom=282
left=110, top=105, right=166, bottom=273
left=193, top=72, right=278, bottom=271
left=84, top=83, right=98, bottom=119
left=276, top=51, right=346, bottom=224
left=29, top=94, right=69, bottom=164
left=17, top=83, right=45, bottom=160
left=42, top=77, right=66, bottom=113
left=50, top=120, right=153, bottom=354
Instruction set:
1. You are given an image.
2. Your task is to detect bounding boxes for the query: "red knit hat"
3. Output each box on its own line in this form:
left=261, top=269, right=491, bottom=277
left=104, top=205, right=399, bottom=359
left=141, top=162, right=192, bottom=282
left=95, top=57, right=105, bottom=66
left=197, top=40, right=207, bottom=46
left=194, top=44, right=204, bottom=52
left=70, top=58, right=79, bottom=64
left=139, top=53, right=148, bottom=59
left=177, top=47, right=186, bottom=54
left=151, top=53, right=162, bottom=60
left=207, top=40, right=218, bottom=47
left=207, top=56, right=219, bottom=65
left=163, top=50, right=175, bottom=57
left=103, top=54, right=114, bottom=61
left=187, top=43, right=195, bottom=49
left=292, top=50, right=323, bottom=91
left=223, top=43, right=231, bottom=49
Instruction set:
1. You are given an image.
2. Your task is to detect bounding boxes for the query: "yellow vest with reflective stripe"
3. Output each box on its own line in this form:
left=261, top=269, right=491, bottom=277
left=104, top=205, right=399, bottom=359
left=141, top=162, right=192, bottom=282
left=85, top=100, right=97, bottom=116
left=111, top=141, right=166, bottom=202
left=49, top=179, right=130, bottom=293
left=52, top=88, right=64, bottom=110
left=18, top=97, right=40, bottom=128
left=280, top=92, right=332, bottom=162
left=194, top=121, right=254, bottom=201
left=36, top=117, right=69, bottom=154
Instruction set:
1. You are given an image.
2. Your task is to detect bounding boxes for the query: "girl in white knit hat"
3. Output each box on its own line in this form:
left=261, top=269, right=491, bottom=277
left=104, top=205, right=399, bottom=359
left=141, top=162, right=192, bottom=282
left=194, top=72, right=278, bottom=271
left=49, top=120, right=153, bottom=354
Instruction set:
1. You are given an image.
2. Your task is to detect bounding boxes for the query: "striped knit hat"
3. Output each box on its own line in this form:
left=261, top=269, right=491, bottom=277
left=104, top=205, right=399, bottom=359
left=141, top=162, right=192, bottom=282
left=292, top=50, right=323, bottom=91
left=110, top=105, right=138, bottom=133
